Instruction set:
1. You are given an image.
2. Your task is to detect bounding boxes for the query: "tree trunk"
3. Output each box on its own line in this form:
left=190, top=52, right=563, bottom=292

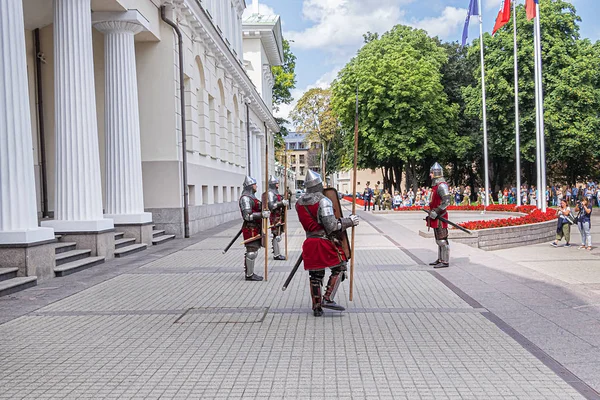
left=393, top=163, right=403, bottom=193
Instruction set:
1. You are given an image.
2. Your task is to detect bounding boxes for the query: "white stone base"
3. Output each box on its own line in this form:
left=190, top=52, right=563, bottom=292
left=104, top=212, right=153, bottom=224
left=41, top=218, right=114, bottom=233
left=0, top=227, right=55, bottom=245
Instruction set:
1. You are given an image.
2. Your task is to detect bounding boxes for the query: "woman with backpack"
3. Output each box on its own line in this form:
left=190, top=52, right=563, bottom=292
left=575, top=197, right=593, bottom=250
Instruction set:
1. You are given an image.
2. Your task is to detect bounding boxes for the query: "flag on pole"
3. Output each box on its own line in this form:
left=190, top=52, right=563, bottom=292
left=492, top=0, right=511, bottom=35
left=462, top=0, right=479, bottom=46
left=525, top=0, right=538, bottom=20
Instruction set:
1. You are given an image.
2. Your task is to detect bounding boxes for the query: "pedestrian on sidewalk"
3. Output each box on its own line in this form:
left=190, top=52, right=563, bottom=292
left=575, top=197, right=593, bottom=250
left=362, top=182, right=372, bottom=211
left=266, top=175, right=289, bottom=261
left=426, top=162, right=451, bottom=268
left=551, top=199, right=571, bottom=247
left=239, top=176, right=270, bottom=281
left=296, top=170, right=359, bottom=317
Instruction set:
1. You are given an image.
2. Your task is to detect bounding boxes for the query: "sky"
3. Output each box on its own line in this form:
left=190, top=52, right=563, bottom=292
left=243, top=0, right=600, bottom=123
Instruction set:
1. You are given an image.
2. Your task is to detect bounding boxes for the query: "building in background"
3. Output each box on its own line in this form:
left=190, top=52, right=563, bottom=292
left=284, top=132, right=323, bottom=188
left=0, top=0, right=282, bottom=284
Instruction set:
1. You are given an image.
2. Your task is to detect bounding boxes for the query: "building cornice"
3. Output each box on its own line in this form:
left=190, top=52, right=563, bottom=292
left=174, top=0, right=279, bottom=133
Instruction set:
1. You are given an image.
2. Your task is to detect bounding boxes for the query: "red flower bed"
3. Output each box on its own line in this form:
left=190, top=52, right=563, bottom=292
left=342, top=196, right=555, bottom=230
left=458, top=208, right=556, bottom=230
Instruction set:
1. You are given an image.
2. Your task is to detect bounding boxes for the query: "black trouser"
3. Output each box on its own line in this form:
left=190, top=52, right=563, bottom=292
left=364, top=198, right=371, bottom=211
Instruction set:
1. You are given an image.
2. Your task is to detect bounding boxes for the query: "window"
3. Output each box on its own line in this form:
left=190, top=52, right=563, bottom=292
left=213, top=186, right=219, bottom=204
left=230, top=186, right=235, bottom=202
left=223, top=186, right=228, bottom=203
left=300, top=167, right=305, bottom=175
left=290, top=155, right=296, bottom=164
left=188, top=185, right=196, bottom=206
left=299, top=154, right=305, bottom=164
left=202, top=185, right=209, bottom=205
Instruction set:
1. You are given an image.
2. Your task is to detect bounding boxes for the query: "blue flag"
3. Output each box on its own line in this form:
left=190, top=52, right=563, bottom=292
left=462, top=0, right=479, bottom=46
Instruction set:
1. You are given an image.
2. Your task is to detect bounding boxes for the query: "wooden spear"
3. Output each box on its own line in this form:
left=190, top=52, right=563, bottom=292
left=350, top=85, right=359, bottom=302
left=283, top=150, right=289, bottom=259
left=263, top=122, right=269, bottom=281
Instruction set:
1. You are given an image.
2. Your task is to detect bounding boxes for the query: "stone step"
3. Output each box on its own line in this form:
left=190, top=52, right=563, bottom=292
left=54, top=242, right=77, bottom=255
left=55, top=249, right=92, bottom=266
left=0, top=277, right=37, bottom=298
left=115, top=237, right=136, bottom=249
left=114, top=243, right=148, bottom=258
left=152, top=234, right=175, bottom=245
left=55, top=235, right=63, bottom=241
left=114, top=232, right=125, bottom=240
left=0, top=267, right=19, bottom=282
left=54, top=257, right=105, bottom=277
left=152, top=229, right=166, bottom=237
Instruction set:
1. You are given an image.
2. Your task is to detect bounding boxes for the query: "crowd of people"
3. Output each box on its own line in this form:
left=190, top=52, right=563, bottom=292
left=355, top=181, right=600, bottom=210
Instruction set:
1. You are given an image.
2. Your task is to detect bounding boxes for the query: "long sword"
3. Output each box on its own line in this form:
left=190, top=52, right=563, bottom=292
left=282, top=254, right=303, bottom=291
left=422, top=209, right=472, bottom=235
left=222, top=228, right=243, bottom=254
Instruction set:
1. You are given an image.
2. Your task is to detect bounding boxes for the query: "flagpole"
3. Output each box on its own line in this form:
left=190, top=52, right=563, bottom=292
left=532, top=5, right=542, bottom=210
left=535, top=1, right=547, bottom=212
left=513, top=0, right=521, bottom=207
left=477, top=0, right=490, bottom=209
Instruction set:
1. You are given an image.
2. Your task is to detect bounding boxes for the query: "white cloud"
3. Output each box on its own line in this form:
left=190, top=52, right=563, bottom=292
left=410, top=7, right=468, bottom=38
left=286, top=0, right=410, bottom=51
left=275, top=67, right=342, bottom=123
left=285, top=0, right=468, bottom=52
left=242, top=3, right=276, bottom=19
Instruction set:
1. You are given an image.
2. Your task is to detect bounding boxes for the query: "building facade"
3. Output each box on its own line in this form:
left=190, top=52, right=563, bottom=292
left=0, top=0, right=282, bottom=281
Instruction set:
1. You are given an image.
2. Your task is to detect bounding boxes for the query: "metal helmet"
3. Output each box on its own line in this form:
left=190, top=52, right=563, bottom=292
left=268, top=175, right=279, bottom=189
left=243, top=176, right=257, bottom=189
left=430, top=162, right=444, bottom=179
left=304, top=170, right=323, bottom=193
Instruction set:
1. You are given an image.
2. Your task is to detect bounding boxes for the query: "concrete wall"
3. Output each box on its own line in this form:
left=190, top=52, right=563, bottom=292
left=420, top=219, right=556, bottom=251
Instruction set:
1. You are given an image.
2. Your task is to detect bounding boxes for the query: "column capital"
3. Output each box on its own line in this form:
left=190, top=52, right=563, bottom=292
left=93, top=11, right=149, bottom=34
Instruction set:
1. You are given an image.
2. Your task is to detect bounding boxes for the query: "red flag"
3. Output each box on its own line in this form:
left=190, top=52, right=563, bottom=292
left=492, top=0, right=511, bottom=35
left=525, top=0, right=538, bottom=20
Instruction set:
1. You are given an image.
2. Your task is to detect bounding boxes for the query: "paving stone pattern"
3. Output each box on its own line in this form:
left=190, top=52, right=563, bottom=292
left=0, top=213, right=586, bottom=399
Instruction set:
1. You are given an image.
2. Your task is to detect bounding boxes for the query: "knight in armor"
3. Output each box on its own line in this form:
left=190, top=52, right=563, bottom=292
left=266, top=175, right=289, bottom=261
left=239, top=176, right=270, bottom=281
left=296, top=170, right=359, bottom=317
left=427, top=163, right=451, bottom=268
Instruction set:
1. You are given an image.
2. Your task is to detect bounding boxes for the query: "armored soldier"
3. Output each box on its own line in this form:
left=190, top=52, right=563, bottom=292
left=266, top=175, right=289, bottom=261
left=296, top=170, right=359, bottom=317
left=426, top=163, right=451, bottom=268
left=239, top=176, right=270, bottom=281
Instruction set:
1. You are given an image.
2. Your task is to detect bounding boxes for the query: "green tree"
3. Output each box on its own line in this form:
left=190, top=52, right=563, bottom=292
left=464, top=1, right=600, bottom=188
left=331, top=25, right=458, bottom=192
left=290, top=88, right=342, bottom=178
left=272, top=39, right=297, bottom=150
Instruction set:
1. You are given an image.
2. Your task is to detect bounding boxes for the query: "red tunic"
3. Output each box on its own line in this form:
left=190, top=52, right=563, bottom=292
left=428, top=183, right=448, bottom=229
left=270, top=192, right=284, bottom=234
left=296, top=202, right=347, bottom=271
left=241, top=195, right=262, bottom=241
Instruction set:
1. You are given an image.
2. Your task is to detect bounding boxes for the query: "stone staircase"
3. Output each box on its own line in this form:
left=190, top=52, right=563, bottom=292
left=0, top=268, right=37, bottom=298
left=54, top=241, right=105, bottom=277
left=114, top=232, right=147, bottom=258
left=152, top=227, right=175, bottom=245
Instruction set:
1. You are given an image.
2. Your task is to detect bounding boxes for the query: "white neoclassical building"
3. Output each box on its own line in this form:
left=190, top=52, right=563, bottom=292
left=0, top=0, right=283, bottom=283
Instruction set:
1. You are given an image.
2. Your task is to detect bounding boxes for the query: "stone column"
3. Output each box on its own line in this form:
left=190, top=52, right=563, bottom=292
left=94, top=15, right=152, bottom=226
left=42, top=0, right=113, bottom=234
left=93, top=12, right=152, bottom=245
left=0, top=0, right=55, bottom=279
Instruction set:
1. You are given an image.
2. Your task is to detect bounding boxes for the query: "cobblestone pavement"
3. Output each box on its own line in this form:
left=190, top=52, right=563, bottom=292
left=0, top=210, right=598, bottom=399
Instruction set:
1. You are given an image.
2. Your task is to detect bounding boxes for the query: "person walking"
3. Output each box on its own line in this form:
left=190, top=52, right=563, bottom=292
left=239, top=176, right=270, bottom=281
left=575, top=197, right=593, bottom=250
left=551, top=199, right=572, bottom=247
left=296, top=170, right=359, bottom=317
